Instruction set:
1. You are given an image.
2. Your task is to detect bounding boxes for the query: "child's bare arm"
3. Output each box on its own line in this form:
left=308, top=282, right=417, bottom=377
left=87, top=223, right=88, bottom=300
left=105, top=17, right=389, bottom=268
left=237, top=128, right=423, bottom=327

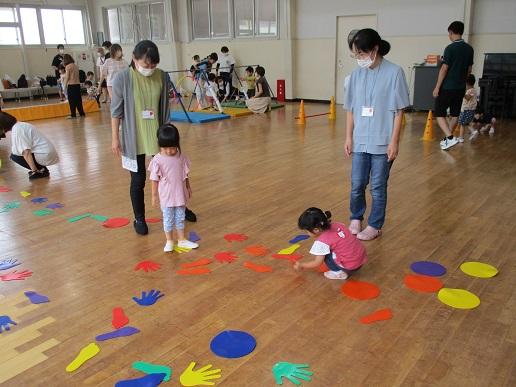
left=294, top=255, right=325, bottom=271
left=151, top=180, right=159, bottom=207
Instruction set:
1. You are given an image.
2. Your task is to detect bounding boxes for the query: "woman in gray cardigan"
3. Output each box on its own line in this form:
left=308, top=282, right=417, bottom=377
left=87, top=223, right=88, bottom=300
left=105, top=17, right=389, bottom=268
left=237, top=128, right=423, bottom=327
left=111, top=40, right=195, bottom=235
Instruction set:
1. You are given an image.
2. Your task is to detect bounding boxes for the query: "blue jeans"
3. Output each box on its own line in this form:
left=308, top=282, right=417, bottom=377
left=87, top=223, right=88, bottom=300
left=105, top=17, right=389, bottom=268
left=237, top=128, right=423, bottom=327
left=324, top=253, right=362, bottom=275
left=350, top=152, right=393, bottom=230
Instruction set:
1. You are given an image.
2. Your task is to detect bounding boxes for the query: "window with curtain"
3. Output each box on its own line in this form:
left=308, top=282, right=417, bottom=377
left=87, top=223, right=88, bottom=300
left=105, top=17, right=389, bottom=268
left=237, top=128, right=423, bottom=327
left=106, top=2, right=167, bottom=43
left=192, top=0, right=277, bottom=40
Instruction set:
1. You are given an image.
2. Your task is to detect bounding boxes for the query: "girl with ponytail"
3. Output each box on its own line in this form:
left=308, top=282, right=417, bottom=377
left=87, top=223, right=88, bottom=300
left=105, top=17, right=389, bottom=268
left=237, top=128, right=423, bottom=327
left=295, top=207, right=367, bottom=280
left=343, top=28, right=410, bottom=241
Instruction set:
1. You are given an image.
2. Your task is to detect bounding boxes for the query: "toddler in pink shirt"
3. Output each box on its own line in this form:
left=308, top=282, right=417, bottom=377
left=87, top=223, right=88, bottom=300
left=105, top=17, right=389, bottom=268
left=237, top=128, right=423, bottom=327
left=294, top=207, right=367, bottom=280
left=149, top=124, right=199, bottom=252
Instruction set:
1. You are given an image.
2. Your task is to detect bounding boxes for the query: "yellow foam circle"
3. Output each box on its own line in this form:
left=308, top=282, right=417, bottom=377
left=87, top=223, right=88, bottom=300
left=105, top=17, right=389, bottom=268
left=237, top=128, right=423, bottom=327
left=437, top=288, right=480, bottom=309
left=460, top=261, right=498, bottom=278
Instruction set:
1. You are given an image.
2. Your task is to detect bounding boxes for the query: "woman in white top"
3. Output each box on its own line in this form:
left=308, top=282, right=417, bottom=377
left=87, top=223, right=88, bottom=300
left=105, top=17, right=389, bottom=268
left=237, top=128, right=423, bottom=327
left=0, top=112, right=58, bottom=180
left=96, top=46, right=108, bottom=103
left=99, top=44, right=128, bottom=100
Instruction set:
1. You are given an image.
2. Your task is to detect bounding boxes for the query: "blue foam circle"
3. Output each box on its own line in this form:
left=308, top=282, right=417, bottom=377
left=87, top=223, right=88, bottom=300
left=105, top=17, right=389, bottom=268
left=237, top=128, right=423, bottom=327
left=210, top=330, right=256, bottom=359
left=410, top=261, right=447, bottom=277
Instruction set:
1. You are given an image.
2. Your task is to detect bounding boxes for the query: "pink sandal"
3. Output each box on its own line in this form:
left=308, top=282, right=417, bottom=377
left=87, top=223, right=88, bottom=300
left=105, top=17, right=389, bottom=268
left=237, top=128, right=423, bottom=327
left=357, top=226, right=381, bottom=241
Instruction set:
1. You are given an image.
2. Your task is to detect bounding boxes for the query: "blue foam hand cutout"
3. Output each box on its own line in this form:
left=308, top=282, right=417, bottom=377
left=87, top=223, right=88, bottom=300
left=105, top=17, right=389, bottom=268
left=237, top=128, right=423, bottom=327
left=0, top=258, right=21, bottom=271
left=95, top=326, right=140, bottom=341
left=31, top=197, right=48, bottom=204
left=132, top=290, right=164, bottom=306
left=188, top=231, right=201, bottom=242
left=0, top=315, right=17, bottom=333
left=114, top=373, right=166, bottom=387
left=24, top=291, right=50, bottom=304
left=289, top=235, right=310, bottom=244
left=46, top=203, right=64, bottom=209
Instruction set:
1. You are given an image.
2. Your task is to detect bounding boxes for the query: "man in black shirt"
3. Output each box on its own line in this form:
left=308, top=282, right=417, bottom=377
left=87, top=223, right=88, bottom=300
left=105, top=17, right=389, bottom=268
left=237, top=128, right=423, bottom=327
left=51, top=44, right=65, bottom=78
left=433, top=21, right=474, bottom=150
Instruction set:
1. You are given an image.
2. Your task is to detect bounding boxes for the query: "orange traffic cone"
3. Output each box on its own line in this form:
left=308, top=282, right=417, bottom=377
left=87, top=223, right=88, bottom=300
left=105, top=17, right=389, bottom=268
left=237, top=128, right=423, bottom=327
left=297, top=100, right=306, bottom=125
left=421, top=110, right=435, bottom=141
left=328, top=96, right=336, bottom=120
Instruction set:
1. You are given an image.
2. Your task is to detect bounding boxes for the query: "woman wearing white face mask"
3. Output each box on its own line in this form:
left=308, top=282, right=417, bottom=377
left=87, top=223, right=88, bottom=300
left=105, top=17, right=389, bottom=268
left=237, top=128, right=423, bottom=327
left=344, top=28, right=409, bottom=241
left=111, top=40, right=196, bottom=235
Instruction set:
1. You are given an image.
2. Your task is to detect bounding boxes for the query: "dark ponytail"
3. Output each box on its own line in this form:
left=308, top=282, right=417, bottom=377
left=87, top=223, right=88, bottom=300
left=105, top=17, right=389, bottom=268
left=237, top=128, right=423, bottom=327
left=298, top=207, right=332, bottom=232
left=349, top=28, right=390, bottom=56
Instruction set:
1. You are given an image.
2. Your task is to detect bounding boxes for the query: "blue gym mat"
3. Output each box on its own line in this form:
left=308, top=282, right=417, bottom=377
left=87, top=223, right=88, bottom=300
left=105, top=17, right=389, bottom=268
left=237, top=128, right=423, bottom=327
left=170, top=111, right=230, bottom=123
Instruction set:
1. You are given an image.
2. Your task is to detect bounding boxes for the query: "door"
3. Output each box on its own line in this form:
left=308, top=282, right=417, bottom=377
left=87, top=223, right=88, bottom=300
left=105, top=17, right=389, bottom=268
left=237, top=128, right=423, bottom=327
left=335, top=15, right=377, bottom=104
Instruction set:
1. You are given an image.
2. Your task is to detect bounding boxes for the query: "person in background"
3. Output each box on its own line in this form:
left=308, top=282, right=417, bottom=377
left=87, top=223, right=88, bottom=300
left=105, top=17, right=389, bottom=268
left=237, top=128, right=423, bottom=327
left=244, top=66, right=256, bottom=98
left=84, top=80, right=100, bottom=107
left=96, top=46, right=109, bottom=103
left=62, top=54, right=85, bottom=119
left=102, top=41, right=112, bottom=59
left=0, top=111, right=59, bottom=180
left=432, top=21, right=474, bottom=150
left=245, top=66, right=271, bottom=114
left=217, top=46, right=235, bottom=97
left=58, top=65, right=67, bottom=101
left=99, top=44, right=128, bottom=100
left=51, top=44, right=65, bottom=79
left=457, top=74, right=477, bottom=142
left=86, top=71, right=95, bottom=83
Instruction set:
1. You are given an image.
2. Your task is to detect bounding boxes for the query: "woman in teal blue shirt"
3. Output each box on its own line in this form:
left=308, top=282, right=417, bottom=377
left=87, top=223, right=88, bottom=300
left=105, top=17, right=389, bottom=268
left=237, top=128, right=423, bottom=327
left=344, top=29, right=409, bottom=241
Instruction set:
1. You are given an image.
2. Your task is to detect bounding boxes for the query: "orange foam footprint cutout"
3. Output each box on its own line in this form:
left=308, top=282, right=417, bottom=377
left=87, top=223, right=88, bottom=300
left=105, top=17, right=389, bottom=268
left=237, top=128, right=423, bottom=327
left=177, top=267, right=212, bottom=276
left=360, top=308, right=393, bottom=324
left=244, top=261, right=273, bottom=273
left=404, top=274, right=443, bottom=293
left=271, top=253, right=303, bottom=263
left=180, top=258, right=213, bottom=269
left=245, top=245, right=270, bottom=257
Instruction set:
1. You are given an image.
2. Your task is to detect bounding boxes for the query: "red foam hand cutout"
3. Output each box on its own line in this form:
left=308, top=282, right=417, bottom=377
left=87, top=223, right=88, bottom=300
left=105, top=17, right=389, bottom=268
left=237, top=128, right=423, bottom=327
left=271, top=253, right=303, bottom=263
left=223, top=233, right=248, bottom=243
left=112, top=307, right=129, bottom=329
left=0, top=270, right=33, bottom=281
left=214, top=252, right=238, bottom=263
left=103, top=217, right=130, bottom=228
left=134, top=260, right=162, bottom=273
left=243, top=261, right=273, bottom=273
left=341, top=280, right=381, bottom=300
left=245, top=245, right=270, bottom=257
left=316, top=262, right=329, bottom=272
left=360, top=308, right=393, bottom=324
left=404, top=274, right=443, bottom=293
left=145, top=218, right=162, bottom=223
left=180, top=258, right=213, bottom=269
left=0, top=186, right=11, bottom=192
left=177, top=267, right=212, bottom=275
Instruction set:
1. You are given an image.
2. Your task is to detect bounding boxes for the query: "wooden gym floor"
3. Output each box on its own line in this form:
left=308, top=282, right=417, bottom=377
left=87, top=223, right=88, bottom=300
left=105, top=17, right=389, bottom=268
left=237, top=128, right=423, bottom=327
left=0, top=103, right=515, bottom=386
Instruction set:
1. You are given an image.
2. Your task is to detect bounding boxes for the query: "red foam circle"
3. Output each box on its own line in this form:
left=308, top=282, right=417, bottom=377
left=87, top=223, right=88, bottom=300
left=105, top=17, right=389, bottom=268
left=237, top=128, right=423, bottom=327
left=341, top=280, right=380, bottom=300
left=404, top=274, right=443, bottom=293
left=103, top=217, right=130, bottom=228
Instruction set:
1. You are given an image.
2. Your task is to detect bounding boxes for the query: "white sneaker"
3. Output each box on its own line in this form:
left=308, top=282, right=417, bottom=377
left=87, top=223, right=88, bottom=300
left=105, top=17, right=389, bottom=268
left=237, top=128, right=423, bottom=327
left=457, top=137, right=464, bottom=143
left=489, top=127, right=495, bottom=135
left=469, top=130, right=479, bottom=140
left=177, top=240, right=199, bottom=249
left=440, top=137, right=459, bottom=150
left=164, top=241, right=174, bottom=252
left=323, top=270, right=349, bottom=280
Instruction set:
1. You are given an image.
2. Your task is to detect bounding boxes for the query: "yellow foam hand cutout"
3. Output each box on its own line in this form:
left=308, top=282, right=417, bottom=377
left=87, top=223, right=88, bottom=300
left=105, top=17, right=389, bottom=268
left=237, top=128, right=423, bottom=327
left=180, top=362, right=222, bottom=386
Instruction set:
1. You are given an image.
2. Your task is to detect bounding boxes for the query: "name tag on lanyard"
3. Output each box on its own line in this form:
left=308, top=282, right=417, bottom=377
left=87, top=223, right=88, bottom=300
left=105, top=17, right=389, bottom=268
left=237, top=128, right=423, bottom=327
left=361, top=106, right=374, bottom=117
left=142, top=110, right=155, bottom=120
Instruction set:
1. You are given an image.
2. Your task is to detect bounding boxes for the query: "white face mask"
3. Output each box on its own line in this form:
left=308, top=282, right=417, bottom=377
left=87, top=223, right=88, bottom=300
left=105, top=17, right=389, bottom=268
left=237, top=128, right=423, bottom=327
left=356, top=51, right=376, bottom=68
left=136, top=63, right=155, bottom=77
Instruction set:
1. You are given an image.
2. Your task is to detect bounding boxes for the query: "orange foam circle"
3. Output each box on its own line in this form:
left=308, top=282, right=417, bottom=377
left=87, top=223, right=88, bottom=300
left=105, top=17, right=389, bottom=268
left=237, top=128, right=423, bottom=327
left=404, top=274, right=443, bottom=293
left=341, top=280, right=380, bottom=300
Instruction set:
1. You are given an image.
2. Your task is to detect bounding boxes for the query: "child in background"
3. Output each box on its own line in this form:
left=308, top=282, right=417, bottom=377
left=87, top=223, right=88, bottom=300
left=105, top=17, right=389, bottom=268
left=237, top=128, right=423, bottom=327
left=217, top=76, right=230, bottom=102
left=217, top=46, right=235, bottom=96
left=86, top=71, right=95, bottom=83
left=294, top=208, right=367, bottom=280
left=470, top=107, right=496, bottom=139
left=149, top=124, right=199, bottom=253
left=244, top=66, right=256, bottom=98
left=205, top=73, right=218, bottom=109
left=58, top=65, right=67, bottom=101
left=84, top=80, right=100, bottom=107
left=457, top=74, right=477, bottom=142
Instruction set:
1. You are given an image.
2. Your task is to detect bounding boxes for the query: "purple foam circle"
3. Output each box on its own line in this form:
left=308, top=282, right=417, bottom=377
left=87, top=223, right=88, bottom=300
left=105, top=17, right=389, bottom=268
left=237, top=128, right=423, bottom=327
left=410, top=261, right=447, bottom=277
